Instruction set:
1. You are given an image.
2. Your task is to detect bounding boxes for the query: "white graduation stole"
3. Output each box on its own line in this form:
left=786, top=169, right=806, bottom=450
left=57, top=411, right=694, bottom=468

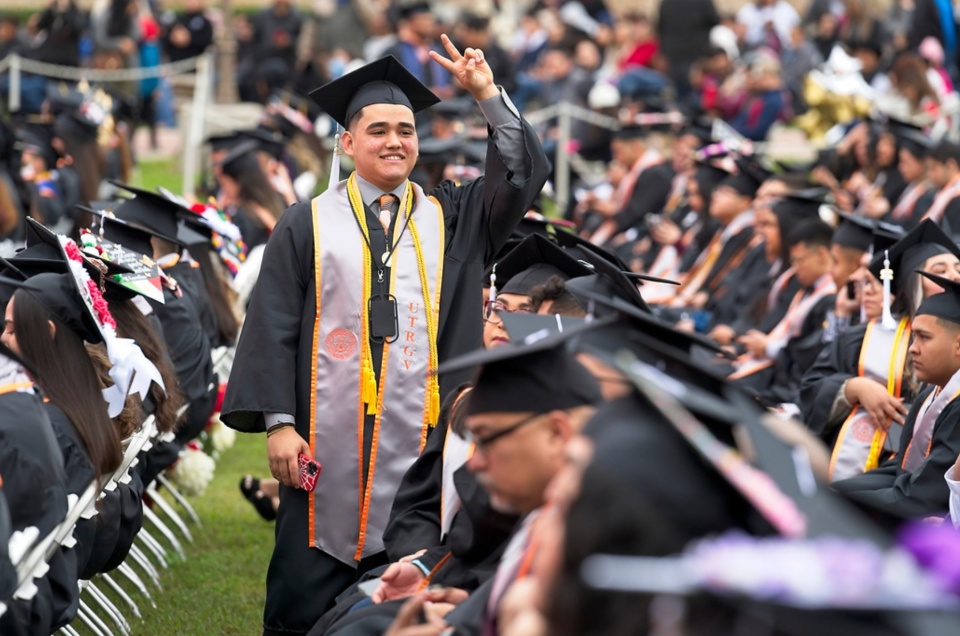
left=307, top=174, right=445, bottom=565
left=828, top=318, right=912, bottom=482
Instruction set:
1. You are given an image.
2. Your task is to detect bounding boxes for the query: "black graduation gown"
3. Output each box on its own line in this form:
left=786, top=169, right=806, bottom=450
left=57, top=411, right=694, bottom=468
left=0, top=391, right=71, bottom=636
left=167, top=258, right=220, bottom=349
left=222, top=112, right=548, bottom=635
left=833, top=385, right=960, bottom=518
left=733, top=294, right=835, bottom=408
left=0, top=487, right=14, bottom=602
left=613, top=162, right=676, bottom=236
left=79, top=469, right=144, bottom=579
left=799, top=323, right=869, bottom=444
left=150, top=284, right=216, bottom=444
left=941, top=195, right=960, bottom=243
left=706, top=242, right=775, bottom=330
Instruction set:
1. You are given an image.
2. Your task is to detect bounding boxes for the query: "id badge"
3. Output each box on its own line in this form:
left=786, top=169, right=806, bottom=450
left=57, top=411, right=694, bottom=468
left=369, top=294, right=399, bottom=343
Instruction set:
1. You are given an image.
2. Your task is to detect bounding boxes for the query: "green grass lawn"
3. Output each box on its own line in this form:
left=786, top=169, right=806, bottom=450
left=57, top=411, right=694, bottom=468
left=131, top=431, right=274, bottom=635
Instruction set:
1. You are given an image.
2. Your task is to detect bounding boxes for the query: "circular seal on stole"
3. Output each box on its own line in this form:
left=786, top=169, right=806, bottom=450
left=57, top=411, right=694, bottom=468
left=852, top=417, right=875, bottom=443
left=325, top=328, right=358, bottom=361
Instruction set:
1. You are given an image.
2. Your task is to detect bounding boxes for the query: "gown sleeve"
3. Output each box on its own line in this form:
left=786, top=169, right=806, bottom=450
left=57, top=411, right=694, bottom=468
left=221, top=202, right=313, bottom=433
left=799, top=325, right=866, bottom=440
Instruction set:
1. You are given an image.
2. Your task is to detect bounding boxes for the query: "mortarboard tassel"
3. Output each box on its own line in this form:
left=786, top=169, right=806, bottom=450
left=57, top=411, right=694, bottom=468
left=328, top=129, right=342, bottom=191
left=489, top=263, right=498, bottom=304
left=880, top=249, right=897, bottom=330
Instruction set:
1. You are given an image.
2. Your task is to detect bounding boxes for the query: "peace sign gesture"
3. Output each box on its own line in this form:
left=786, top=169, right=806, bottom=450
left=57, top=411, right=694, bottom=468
left=429, top=34, right=500, bottom=102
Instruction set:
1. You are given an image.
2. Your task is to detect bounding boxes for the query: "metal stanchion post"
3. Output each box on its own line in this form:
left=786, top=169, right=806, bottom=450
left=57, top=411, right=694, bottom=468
left=9, top=55, right=21, bottom=113
left=556, top=101, right=571, bottom=216
left=182, top=53, right=213, bottom=199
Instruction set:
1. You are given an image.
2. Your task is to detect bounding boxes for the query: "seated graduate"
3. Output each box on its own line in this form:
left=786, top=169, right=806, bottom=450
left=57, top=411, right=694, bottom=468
left=320, top=321, right=603, bottom=636
left=0, top=341, right=71, bottom=636
left=801, top=221, right=960, bottom=481
left=707, top=191, right=824, bottom=347
left=834, top=272, right=960, bottom=518
left=652, top=157, right=765, bottom=322
left=3, top=219, right=154, bottom=578
left=82, top=215, right=190, bottom=486
left=95, top=205, right=217, bottom=447
left=725, top=219, right=838, bottom=408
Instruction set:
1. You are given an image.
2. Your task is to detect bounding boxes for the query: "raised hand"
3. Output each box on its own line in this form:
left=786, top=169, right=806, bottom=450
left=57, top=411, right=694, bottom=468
left=429, top=34, right=499, bottom=102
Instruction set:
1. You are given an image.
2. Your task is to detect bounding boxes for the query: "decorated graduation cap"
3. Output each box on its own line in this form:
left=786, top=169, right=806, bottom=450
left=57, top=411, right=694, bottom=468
left=309, top=55, right=441, bottom=129
left=494, top=233, right=594, bottom=297
left=915, top=272, right=960, bottom=324
left=79, top=207, right=167, bottom=303
left=867, top=220, right=960, bottom=297
left=437, top=319, right=603, bottom=416
left=0, top=227, right=164, bottom=416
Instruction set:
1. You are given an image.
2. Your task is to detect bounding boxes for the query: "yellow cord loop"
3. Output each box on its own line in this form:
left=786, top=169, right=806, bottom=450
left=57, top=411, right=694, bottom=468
left=347, top=174, right=440, bottom=423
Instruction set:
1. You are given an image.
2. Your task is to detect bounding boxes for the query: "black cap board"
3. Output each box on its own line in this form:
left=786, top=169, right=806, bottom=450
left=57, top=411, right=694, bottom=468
left=0, top=272, right=103, bottom=344
left=309, top=55, right=441, bottom=129
left=495, top=234, right=594, bottom=296
left=915, top=272, right=960, bottom=324
left=832, top=211, right=902, bottom=252
left=867, top=220, right=960, bottom=296
left=109, top=180, right=196, bottom=246
left=206, top=131, right=240, bottom=153
left=461, top=324, right=603, bottom=416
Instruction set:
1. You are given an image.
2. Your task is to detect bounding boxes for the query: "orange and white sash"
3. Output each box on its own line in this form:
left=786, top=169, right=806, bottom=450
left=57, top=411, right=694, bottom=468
left=308, top=174, right=445, bottom=565
left=891, top=182, right=927, bottom=222
left=729, top=274, right=836, bottom=380
left=828, top=318, right=912, bottom=481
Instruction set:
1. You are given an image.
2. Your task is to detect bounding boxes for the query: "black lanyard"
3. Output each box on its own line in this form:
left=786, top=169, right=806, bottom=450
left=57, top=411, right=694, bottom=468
left=351, top=191, right=416, bottom=343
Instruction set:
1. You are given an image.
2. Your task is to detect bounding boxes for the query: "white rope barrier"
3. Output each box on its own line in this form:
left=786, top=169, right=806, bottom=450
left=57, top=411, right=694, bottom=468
left=2, top=53, right=202, bottom=83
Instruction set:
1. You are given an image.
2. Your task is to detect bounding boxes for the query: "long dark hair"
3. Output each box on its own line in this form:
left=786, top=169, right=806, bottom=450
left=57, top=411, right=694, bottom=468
left=222, top=151, right=286, bottom=226
left=107, top=297, right=184, bottom=434
left=12, top=289, right=122, bottom=481
left=196, top=246, right=240, bottom=345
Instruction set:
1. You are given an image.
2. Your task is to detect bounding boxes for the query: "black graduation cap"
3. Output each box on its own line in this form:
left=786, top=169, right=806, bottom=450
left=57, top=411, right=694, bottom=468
left=397, top=0, right=431, bottom=19
left=564, top=246, right=651, bottom=314
left=889, top=119, right=933, bottom=158
left=915, top=272, right=960, bottom=324
left=206, top=131, right=240, bottom=153
left=553, top=227, right=631, bottom=271
left=692, top=160, right=733, bottom=198
left=238, top=127, right=286, bottom=159
left=17, top=217, right=132, bottom=283
left=109, top=181, right=188, bottom=244
left=0, top=272, right=103, bottom=344
left=437, top=319, right=603, bottom=416
left=217, top=139, right=261, bottom=179
left=15, top=124, right=59, bottom=168
left=309, top=56, right=441, bottom=129
left=871, top=227, right=904, bottom=257
left=495, top=234, right=594, bottom=296
left=831, top=211, right=902, bottom=252
left=82, top=205, right=157, bottom=258
left=720, top=156, right=769, bottom=197
left=612, top=124, right=649, bottom=141
left=867, top=220, right=960, bottom=296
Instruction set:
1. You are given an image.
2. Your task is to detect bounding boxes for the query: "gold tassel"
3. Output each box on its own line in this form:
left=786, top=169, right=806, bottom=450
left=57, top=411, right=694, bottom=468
left=362, top=359, right=377, bottom=415
left=429, top=381, right=441, bottom=426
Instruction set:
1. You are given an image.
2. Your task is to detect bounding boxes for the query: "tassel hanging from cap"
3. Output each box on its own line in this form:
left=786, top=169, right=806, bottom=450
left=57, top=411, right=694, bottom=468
left=880, top=249, right=897, bottom=330
left=328, top=129, right=342, bottom=191
left=489, top=263, right=498, bottom=304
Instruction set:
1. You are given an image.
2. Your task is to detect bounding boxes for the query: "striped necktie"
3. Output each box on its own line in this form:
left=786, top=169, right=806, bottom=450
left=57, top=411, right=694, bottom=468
left=378, top=194, right=397, bottom=231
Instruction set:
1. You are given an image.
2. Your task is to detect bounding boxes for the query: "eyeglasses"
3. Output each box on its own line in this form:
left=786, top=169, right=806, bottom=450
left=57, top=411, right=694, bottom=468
left=483, top=300, right=532, bottom=325
left=472, top=411, right=546, bottom=451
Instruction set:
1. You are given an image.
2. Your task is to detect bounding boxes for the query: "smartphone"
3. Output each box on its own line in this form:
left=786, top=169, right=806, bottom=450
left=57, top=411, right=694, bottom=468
left=357, top=577, right=382, bottom=597
left=846, top=280, right=857, bottom=301
left=298, top=453, right=322, bottom=492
